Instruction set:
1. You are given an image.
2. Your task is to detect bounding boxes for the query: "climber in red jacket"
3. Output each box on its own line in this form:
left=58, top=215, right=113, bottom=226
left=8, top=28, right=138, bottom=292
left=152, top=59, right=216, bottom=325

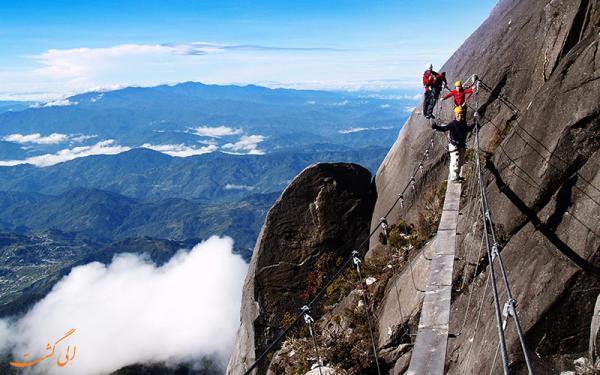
left=422, top=64, right=447, bottom=119
left=443, top=80, right=474, bottom=112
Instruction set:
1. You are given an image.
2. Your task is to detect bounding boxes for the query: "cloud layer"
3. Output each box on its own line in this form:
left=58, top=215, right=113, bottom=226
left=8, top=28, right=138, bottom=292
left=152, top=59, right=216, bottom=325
left=140, top=143, right=218, bottom=157
left=0, top=140, right=129, bottom=167
left=0, top=132, right=268, bottom=167
left=191, top=126, right=243, bottom=138
left=3, top=133, right=69, bottom=145
left=2, top=132, right=96, bottom=145
left=222, top=135, right=266, bottom=155
left=0, top=236, right=247, bottom=374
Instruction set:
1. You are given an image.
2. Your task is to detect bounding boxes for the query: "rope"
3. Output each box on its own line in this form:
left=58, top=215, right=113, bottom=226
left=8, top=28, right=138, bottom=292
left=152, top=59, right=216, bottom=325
left=465, top=100, right=600, bottom=243
left=381, top=217, right=410, bottom=342
left=473, top=78, right=535, bottom=375
left=353, top=252, right=382, bottom=375
left=474, top=82, right=511, bottom=375
left=456, top=231, right=486, bottom=335
left=461, top=272, right=491, bottom=375
left=407, top=223, right=426, bottom=293
left=456, top=155, right=484, bottom=290
left=450, top=76, right=495, bottom=341
left=475, top=78, right=600, bottom=206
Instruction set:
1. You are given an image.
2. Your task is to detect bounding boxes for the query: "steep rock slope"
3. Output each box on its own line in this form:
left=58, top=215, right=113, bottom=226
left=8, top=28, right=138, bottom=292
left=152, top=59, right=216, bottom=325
left=227, top=163, right=375, bottom=374
left=370, top=0, right=599, bottom=373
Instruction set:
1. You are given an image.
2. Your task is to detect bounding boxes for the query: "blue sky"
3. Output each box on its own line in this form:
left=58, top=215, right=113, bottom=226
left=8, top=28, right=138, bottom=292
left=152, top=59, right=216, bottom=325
left=0, top=0, right=497, bottom=100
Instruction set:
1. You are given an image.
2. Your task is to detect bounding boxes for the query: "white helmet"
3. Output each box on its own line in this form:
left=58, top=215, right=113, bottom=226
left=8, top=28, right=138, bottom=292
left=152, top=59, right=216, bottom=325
left=426, top=64, right=433, bottom=71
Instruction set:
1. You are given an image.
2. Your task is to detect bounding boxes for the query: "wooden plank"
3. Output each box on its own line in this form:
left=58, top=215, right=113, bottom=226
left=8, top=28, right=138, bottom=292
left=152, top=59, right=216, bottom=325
left=405, top=327, right=449, bottom=375
left=437, top=208, right=459, bottom=231
left=433, top=231, right=456, bottom=255
left=419, top=285, right=452, bottom=328
left=443, top=196, right=460, bottom=211
left=427, top=255, right=455, bottom=287
left=443, top=181, right=461, bottom=211
left=407, top=181, right=461, bottom=375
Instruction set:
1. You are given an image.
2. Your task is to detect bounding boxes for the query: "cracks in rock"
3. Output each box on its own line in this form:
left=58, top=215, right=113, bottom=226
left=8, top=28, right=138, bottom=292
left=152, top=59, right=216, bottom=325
left=545, top=175, right=577, bottom=232
left=559, top=38, right=599, bottom=93
left=486, top=159, right=600, bottom=276
left=560, top=0, right=593, bottom=60
left=515, top=255, right=600, bottom=372
left=478, top=70, right=510, bottom=118
left=257, top=253, right=320, bottom=275
left=492, top=94, right=600, bottom=212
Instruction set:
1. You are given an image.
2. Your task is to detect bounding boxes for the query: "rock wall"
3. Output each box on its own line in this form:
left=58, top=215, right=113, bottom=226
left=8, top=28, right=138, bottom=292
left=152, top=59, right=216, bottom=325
left=227, top=163, right=375, bottom=374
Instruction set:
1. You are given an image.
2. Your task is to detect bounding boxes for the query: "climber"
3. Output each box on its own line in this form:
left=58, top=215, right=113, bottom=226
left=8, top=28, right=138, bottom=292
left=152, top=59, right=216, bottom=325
left=442, top=80, right=474, bottom=114
left=422, top=64, right=447, bottom=119
left=431, top=106, right=475, bottom=182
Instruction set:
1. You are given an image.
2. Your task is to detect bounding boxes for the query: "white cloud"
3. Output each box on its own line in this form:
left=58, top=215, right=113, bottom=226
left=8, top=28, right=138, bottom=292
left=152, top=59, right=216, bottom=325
left=0, top=140, right=129, bottom=167
left=403, top=106, right=416, bottom=113
left=3, top=133, right=98, bottom=145
left=380, top=104, right=391, bottom=108
left=70, top=134, right=98, bottom=143
left=338, top=126, right=394, bottom=134
left=3, top=133, right=69, bottom=145
left=28, top=99, right=78, bottom=108
left=331, top=100, right=349, bottom=106
left=140, top=143, right=218, bottom=157
left=191, top=126, right=243, bottom=138
left=224, top=184, right=254, bottom=191
left=0, top=236, right=248, bottom=374
left=89, top=94, right=104, bottom=102
left=221, top=135, right=266, bottom=155
left=339, top=127, right=368, bottom=134
left=43, top=99, right=78, bottom=107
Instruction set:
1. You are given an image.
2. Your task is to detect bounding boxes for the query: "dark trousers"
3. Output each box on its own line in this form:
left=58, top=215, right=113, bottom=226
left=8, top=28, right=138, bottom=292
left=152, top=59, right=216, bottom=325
left=423, top=88, right=440, bottom=117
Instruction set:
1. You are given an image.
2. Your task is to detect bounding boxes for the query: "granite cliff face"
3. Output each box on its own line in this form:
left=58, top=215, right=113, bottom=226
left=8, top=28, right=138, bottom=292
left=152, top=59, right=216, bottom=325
left=371, top=0, right=600, bottom=373
left=229, top=0, right=600, bottom=373
left=227, top=163, right=375, bottom=374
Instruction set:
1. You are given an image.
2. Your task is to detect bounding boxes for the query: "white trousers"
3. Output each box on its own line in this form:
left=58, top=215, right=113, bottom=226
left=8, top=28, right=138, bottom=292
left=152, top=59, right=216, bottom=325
left=448, top=143, right=465, bottom=181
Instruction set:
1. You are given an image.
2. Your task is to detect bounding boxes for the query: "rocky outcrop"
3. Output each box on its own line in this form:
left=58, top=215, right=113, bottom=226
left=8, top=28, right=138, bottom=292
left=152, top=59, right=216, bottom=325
left=370, top=0, right=600, bottom=373
left=227, top=163, right=375, bottom=374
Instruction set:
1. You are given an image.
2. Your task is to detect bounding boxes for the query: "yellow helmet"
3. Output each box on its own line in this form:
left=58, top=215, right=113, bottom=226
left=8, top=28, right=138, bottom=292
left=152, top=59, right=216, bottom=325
left=455, top=80, right=462, bottom=87
left=454, top=106, right=465, bottom=114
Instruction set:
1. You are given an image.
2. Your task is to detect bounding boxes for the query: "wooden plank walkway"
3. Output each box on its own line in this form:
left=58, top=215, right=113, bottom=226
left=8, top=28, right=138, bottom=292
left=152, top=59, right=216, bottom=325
left=406, top=181, right=462, bottom=375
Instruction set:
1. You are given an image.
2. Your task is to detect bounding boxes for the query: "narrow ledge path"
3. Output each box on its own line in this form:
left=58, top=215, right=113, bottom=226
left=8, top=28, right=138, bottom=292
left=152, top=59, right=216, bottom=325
left=406, top=180, right=462, bottom=375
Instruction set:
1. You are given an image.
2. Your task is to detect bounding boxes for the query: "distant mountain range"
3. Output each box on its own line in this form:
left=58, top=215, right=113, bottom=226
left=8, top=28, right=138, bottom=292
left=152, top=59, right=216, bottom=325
left=0, top=101, right=33, bottom=114
left=0, top=146, right=388, bottom=201
left=0, top=82, right=411, bottom=318
left=0, top=82, right=414, bottom=165
left=0, top=188, right=278, bottom=247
